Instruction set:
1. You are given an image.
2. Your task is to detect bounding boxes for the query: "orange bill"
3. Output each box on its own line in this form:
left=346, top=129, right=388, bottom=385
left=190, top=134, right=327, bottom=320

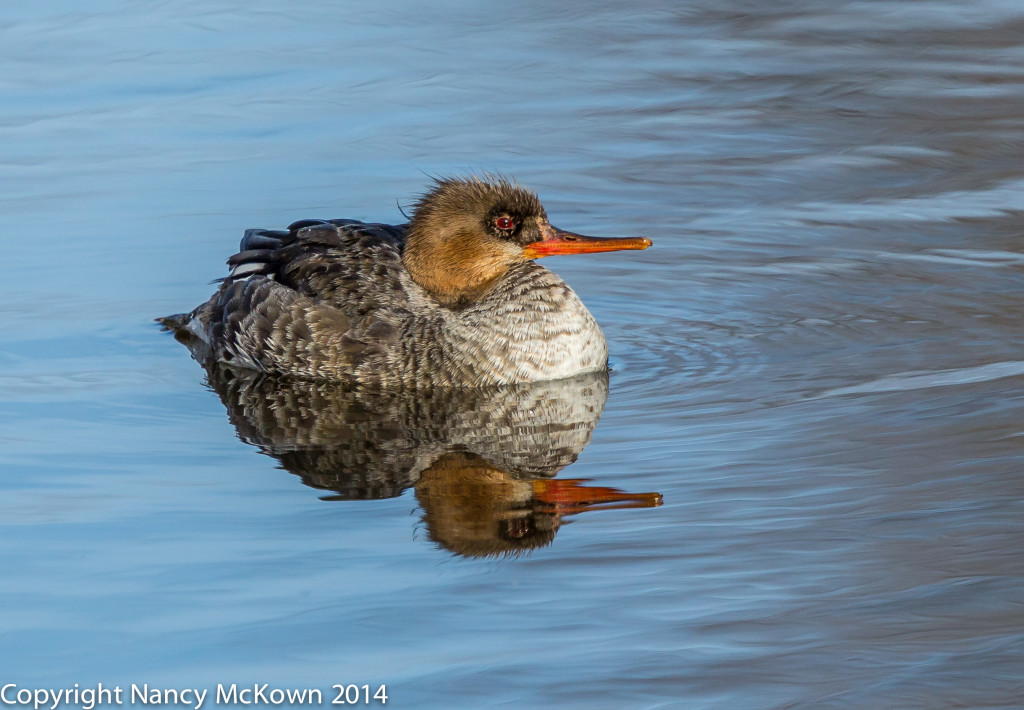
left=523, top=223, right=652, bottom=259
left=533, top=478, right=663, bottom=514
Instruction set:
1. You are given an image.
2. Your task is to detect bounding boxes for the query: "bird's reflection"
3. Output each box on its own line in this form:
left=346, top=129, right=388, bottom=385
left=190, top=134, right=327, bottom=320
left=203, top=363, right=662, bottom=557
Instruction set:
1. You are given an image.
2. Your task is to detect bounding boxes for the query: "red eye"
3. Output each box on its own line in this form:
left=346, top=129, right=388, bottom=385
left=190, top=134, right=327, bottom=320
left=495, top=216, right=515, bottom=231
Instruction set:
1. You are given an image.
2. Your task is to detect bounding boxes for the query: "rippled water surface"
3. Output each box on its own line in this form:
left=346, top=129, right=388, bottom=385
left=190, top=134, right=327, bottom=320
left=4, top=1, right=1024, bottom=707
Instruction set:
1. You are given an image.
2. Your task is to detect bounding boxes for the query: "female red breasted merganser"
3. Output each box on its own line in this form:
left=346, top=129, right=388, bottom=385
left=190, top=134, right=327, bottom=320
left=161, top=176, right=651, bottom=387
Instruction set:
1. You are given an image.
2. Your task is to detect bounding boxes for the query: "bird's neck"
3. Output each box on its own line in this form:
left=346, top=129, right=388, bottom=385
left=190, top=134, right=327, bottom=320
left=402, top=229, right=514, bottom=308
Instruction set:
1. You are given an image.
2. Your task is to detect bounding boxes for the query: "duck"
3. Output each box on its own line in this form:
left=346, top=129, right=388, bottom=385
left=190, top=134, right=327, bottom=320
left=161, top=176, right=651, bottom=387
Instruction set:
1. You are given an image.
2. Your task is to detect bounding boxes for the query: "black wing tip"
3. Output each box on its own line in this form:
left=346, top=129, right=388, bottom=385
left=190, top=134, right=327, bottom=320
left=241, top=229, right=291, bottom=252
left=287, top=219, right=331, bottom=232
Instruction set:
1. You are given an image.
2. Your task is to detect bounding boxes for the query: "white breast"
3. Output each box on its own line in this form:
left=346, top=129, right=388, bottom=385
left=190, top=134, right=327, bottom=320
left=443, top=265, right=609, bottom=384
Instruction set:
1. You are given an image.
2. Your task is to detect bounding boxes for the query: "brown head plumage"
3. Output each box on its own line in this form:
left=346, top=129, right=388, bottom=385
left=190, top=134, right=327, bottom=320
left=402, top=176, right=549, bottom=307
left=402, top=176, right=651, bottom=307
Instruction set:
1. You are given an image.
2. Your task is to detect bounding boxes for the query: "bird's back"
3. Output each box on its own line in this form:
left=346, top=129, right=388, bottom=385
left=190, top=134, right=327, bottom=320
left=168, top=219, right=420, bottom=382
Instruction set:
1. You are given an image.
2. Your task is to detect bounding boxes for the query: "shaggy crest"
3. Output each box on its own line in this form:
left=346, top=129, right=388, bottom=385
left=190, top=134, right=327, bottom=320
left=411, top=175, right=546, bottom=233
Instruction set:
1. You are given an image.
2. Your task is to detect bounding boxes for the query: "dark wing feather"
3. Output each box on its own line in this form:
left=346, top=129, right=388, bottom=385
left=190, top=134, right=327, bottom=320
left=182, top=219, right=414, bottom=380
left=226, top=220, right=409, bottom=316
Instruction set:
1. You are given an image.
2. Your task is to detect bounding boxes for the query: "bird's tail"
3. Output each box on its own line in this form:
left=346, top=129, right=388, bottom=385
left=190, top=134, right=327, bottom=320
left=155, top=313, right=189, bottom=332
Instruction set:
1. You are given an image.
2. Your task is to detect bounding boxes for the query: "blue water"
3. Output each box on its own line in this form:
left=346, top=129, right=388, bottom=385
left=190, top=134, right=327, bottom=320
left=4, top=1, right=1024, bottom=708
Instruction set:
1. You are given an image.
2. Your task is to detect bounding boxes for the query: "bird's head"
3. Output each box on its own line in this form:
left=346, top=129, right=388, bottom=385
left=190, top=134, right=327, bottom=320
left=403, top=176, right=651, bottom=307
